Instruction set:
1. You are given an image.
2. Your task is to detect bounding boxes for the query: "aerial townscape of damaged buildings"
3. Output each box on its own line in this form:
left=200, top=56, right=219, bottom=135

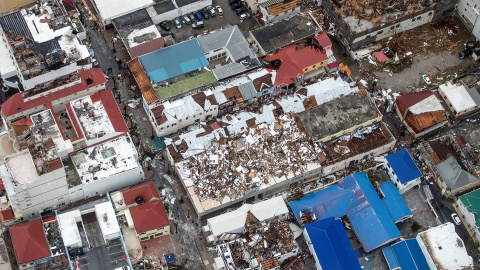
left=1, top=0, right=480, bottom=269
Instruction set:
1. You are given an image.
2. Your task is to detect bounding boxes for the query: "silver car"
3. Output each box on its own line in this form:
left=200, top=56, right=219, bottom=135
left=215, top=5, right=223, bottom=16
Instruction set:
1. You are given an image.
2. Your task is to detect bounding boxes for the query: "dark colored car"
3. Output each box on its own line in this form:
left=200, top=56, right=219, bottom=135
left=194, top=11, right=203, bottom=21
left=235, top=7, right=246, bottom=14
left=231, top=2, right=243, bottom=9
left=187, top=13, right=196, bottom=22
left=201, top=9, right=209, bottom=19
left=229, top=0, right=240, bottom=4
left=459, top=48, right=473, bottom=59
left=159, top=22, right=170, bottom=31
left=466, top=41, right=477, bottom=49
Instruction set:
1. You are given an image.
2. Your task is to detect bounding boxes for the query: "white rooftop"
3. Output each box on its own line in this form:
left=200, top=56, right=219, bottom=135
left=127, top=25, right=161, bottom=48
left=5, top=150, right=37, bottom=185
left=207, top=196, right=289, bottom=237
left=409, top=94, right=444, bottom=114
left=70, top=95, right=114, bottom=141
left=71, top=135, right=139, bottom=184
left=31, top=110, right=70, bottom=155
left=95, top=201, right=121, bottom=238
left=57, top=209, right=82, bottom=247
left=439, top=82, right=480, bottom=113
left=92, top=0, right=153, bottom=21
left=417, top=222, right=473, bottom=270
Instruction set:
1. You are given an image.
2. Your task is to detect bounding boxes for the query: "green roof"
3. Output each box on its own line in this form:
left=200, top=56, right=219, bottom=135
left=460, top=188, right=480, bottom=227
left=155, top=71, right=216, bottom=100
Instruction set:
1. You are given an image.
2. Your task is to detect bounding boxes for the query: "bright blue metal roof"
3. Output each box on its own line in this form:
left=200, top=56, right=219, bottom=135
left=383, top=246, right=400, bottom=270
left=290, top=172, right=401, bottom=253
left=380, top=182, right=413, bottom=223
left=382, top=239, right=429, bottom=270
left=139, top=39, right=208, bottom=83
left=289, top=185, right=354, bottom=222
left=305, top=217, right=361, bottom=270
left=343, top=173, right=401, bottom=252
left=385, top=149, right=422, bottom=184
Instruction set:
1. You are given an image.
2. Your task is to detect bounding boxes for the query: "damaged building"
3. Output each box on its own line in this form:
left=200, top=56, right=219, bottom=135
left=322, top=0, right=456, bottom=50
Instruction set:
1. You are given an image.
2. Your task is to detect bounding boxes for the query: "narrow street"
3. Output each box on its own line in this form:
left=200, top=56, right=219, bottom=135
left=85, top=24, right=204, bottom=269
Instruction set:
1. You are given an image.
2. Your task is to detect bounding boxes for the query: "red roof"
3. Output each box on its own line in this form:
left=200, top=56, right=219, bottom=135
left=122, top=181, right=160, bottom=206
left=10, top=219, right=50, bottom=264
left=0, top=209, right=13, bottom=223
left=130, top=200, right=169, bottom=233
left=0, top=179, right=4, bottom=190
left=327, top=61, right=339, bottom=70
left=90, top=90, right=129, bottom=133
left=11, top=117, right=33, bottom=126
left=2, top=68, right=106, bottom=118
left=374, top=51, right=390, bottom=63
left=265, top=45, right=328, bottom=86
left=314, top=33, right=332, bottom=49
left=210, top=123, right=221, bottom=130
left=128, top=37, right=167, bottom=59
left=396, top=90, right=434, bottom=108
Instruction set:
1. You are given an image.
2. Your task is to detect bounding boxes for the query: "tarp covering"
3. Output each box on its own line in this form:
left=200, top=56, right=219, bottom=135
left=290, top=172, right=401, bottom=252
left=305, top=217, right=361, bottom=270
left=380, top=182, right=413, bottom=223
left=382, top=239, right=429, bottom=270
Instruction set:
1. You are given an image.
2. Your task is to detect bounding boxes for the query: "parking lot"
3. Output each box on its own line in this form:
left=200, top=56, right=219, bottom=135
left=156, top=0, right=260, bottom=42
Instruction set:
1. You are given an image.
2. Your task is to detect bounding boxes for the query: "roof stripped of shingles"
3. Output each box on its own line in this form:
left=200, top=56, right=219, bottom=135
left=129, top=58, right=159, bottom=105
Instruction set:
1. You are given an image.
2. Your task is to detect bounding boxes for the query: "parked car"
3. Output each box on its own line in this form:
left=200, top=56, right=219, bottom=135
left=216, top=5, right=223, bottom=15
left=192, top=21, right=204, bottom=28
left=466, top=41, right=476, bottom=49
left=201, top=9, right=209, bottom=19
left=459, top=48, right=473, bottom=59
left=231, top=2, right=243, bottom=9
left=183, top=15, right=191, bottom=24
left=174, top=19, right=182, bottom=29
left=422, top=74, right=431, bottom=85
left=451, top=213, right=461, bottom=225
left=187, top=13, right=196, bottom=22
left=235, top=7, right=246, bottom=15
left=159, top=22, right=170, bottom=31
left=194, top=11, right=203, bottom=21
left=206, top=5, right=216, bottom=16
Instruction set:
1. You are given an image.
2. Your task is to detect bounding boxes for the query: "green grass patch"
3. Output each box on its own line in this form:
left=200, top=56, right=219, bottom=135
left=155, top=71, right=216, bottom=100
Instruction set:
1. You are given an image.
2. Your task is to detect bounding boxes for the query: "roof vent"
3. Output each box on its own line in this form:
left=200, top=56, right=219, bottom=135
left=135, top=196, right=144, bottom=205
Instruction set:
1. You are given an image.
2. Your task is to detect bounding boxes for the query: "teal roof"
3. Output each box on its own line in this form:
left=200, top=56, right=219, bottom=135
left=459, top=188, right=480, bottom=228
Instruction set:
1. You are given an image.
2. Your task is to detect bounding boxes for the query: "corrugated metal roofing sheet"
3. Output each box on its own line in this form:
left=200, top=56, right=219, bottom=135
left=380, top=182, right=412, bottom=223
left=385, top=149, right=422, bottom=184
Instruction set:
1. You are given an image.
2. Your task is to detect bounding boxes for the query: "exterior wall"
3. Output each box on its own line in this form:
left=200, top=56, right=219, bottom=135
left=151, top=0, right=212, bottom=24
left=0, top=26, right=22, bottom=81
left=458, top=0, right=480, bottom=29
left=395, top=104, right=448, bottom=138
left=323, top=135, right=396, bottom=175
left=155, top=104, right=219, bottom=136
left=457, top=199, right=480, bottom=242
left=303, top=60, right=328, bottom=74
left=473, top=15, right=480, bottom=40
left=249, top=32, right=267, bottom=57
left=451, top=181, right=480, bottom=195
left=303, top=229, right=322, bottom=270
left=23, top=63, right=80, bottom=90
left=260, top=6, right=301, bottom=23
left=245, top=0, right=268, bottom=14
left=80, top=166, right=144, bottom=198
left=1, top=163, right=70, bottom=220
left=138, top=225, right=170, bottom=241
left=316, top=114, right=383, bottom=143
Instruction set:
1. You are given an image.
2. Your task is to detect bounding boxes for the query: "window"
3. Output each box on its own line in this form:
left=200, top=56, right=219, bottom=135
left=167, top=125, right=170, bottom=128
left=377, top=30, right=383, bottom=34
left=312, top=64, right=316, bottom=68
left=304, top=68, right=308, bottom=72
left=396, top=24, right=400, bottom=28
left=428, top=12, right=432, bottom=15
left=412, top=18, right=416, bottom=21
left=186, top=117, right=189, bottom=120
left=417, top=16, right=421, bottom=19
left=179, top=119, right=182, bottom=122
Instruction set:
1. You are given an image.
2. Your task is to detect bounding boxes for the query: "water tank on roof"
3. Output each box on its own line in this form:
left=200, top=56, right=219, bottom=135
left=135, top=196, right=144, bottom=205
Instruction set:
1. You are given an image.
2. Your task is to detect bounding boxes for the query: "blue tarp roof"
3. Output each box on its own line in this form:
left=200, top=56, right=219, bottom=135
left=382, top=239, right=429, bottom=270
left=385, top=149, right=422, bottom=184
left=289, top=172, right=401, bottom=252
left=290, top=185, right=353, bottom=221
left=380, top=182, right=413, bottom=223
left=139, top=39, right=208, bottom=82
left=305, top=217, right=361, bottom=270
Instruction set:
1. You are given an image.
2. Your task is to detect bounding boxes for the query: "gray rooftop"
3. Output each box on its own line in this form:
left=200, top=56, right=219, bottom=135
left=112, top=9, right=154, bottom=45
left=436, top=156, right=480, bottom=190
left=237, top=81, right=257, bottom=101
left=153, top=1, right=176, bottom=14
left=296, top=93, right=380, bottom=141
left=198, top=26, right=260, bottom=80
left=466, top=86, right=480, bottom=106
left=250, top=16, right=315, bottom=54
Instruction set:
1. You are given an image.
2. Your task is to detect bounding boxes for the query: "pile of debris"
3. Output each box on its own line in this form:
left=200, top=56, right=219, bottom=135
left=182, top=113, right=323, bottom=202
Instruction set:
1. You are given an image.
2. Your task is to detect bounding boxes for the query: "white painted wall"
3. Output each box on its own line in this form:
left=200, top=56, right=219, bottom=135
left=383, top=159, right=421, bottom=194
left=458, top=0, right=480, bottom=28
left=260, top=6, right=301, bottom=23
left=303, top=228, right=322, bottom=270
left=457, top=199, right=480, bottom=242
left=81, top=166, right=144, bottom=198
left=155, top=104, right=219, bottom=136
left=150, top=0, right=212, bottom=23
